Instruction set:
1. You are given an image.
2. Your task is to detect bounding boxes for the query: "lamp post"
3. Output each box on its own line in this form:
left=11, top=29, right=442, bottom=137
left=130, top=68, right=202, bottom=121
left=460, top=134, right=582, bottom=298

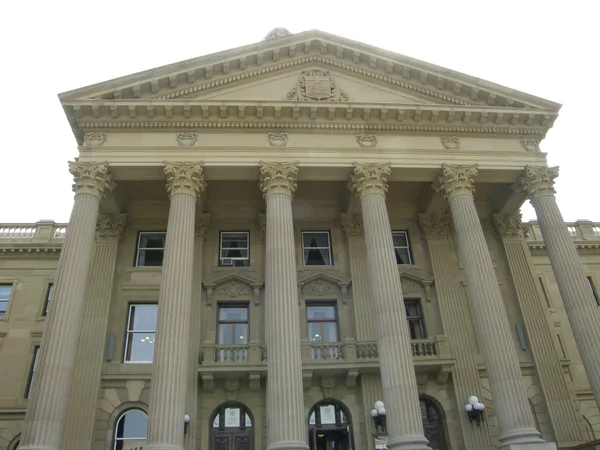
left=184, top=414, right=191, bottom=435
left=464, top=396, right=485, bottom=426
left=370, top=400, right=387, bottom=433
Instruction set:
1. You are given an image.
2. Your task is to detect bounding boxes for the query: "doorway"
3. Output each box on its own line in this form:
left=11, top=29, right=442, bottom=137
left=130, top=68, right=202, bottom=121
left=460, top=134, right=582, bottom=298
left=210, top=402, right=254, bottom=450
left=308, top=401, right=354, bottom=450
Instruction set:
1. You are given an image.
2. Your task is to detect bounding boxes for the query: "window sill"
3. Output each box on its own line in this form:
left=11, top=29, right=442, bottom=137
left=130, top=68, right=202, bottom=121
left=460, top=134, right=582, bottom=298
left=125, top=266, right=163, bottom=273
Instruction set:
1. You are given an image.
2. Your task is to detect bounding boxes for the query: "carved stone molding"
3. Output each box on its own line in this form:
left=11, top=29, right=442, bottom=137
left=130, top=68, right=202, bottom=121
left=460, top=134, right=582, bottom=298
left=513, top=165, right=559, bottom=200
left=356, top=133, right=377, bottom=148
left=493, top=213, right=530, bottom=239
left=350, top=162, right=391, bottom=198
left=257, top=213, right=266, bottom=242
left=215, top=281, right=252, bottom=298
left=346, top=370, right=359, bottom=389
left=95, top=214, right=127, bottom=242
left=163, top=161, right=206, bottom=199
left=297, top=272, right=351, bottom=304
left=268, top=132, right=288, bottom=147
left=520, top=138, right=540, bottom=152
left=302, top=371, right=313, bottom=390
left=304, top=280, right=336, bottom=297
left=69, top=161, right=115, bottom=199
left=195, top=213, right=211, bottom=237
left=287, top=69, right=349, bottom=102
left=434, top=164, right=478, bottom=199
left=83, top=132, right=107, bottom=147
left=258, top=161, right=299, bottom=197
left=398, top=267, right=434, bottom=302
left=440, top=136, right=460, bottom=150
left=248, top=373, right=261, bottom=391
left=176, top=132, right=198, bottom=147
left=418, top=213, right=451, bottom=238
left=340, top=213, right=364, bottom=239
left=202, top=374, right=215, bottom=392
left=320, top=375, right=336, bottom=390
left=204, top=273, right=263, bottom=306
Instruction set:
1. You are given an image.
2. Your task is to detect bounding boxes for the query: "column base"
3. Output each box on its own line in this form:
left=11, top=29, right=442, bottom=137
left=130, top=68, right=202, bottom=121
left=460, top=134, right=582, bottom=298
left=267, top=441, right=309, bottom=450
left=500, top=444, right=557, bottom=450
left=144, top=444, right=184, bottom=450
left=387, top=435, right=432, bottom=450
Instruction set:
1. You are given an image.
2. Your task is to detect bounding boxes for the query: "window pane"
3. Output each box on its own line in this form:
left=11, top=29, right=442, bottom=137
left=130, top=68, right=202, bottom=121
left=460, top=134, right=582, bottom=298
left=218, top=324, right=233, bottom=345
left=117, top=410, right=148, bottom=439
left=307, top=305, right=336, bottom=320
left=221, top=248, right=249, bottom=259
left=234, top=324, right=248, bottom=344
left=219, top=307, right=248, bottom=321
left=303, top=232, right=330, bottom=248
left=309, top=411, right=316, bottom=425
left=127, top=332, right=155, bottom=361
left=392, top=232, right=408, bottom=247
left=138, top=249, right=164, bottom=266
left=221, top=233, right=248, bottom=248
left=303, top=248, right=331, bottom=266
left=308, top=323, right=322, bottom=343
left=139, top=233, right=165, bottom=249
left=320, top=405, right=336, bottom=425
left=44, top=283, right=54, bottom=315
left=26, top=347, right=40, bottom=398
left=322, top=323, right=338, bottom=342
left=213, top=414, right=220, bottom=428
left=405, top=302, right=420, bottom=318
left=395, top=247, right=411, bottom=265
left=0, top=301, right=7, bottom=315
left=0, top=285, right=12, bottom=300
left=224, top=408, right=241, bottom=427
left=245, top=413, right=252, bottom=427
left=130, top=306, right=158, bottom=331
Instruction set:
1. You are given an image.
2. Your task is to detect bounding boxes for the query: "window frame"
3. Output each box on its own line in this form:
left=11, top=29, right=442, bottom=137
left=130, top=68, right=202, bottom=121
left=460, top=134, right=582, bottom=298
left=587, top=275, right=600, bottom=306
left=134, top=231, right=167, bottom=267
left=306, top=301, right=340, bottom=343
left=25, top=345, right=40, bottom=398
left=216, top=303, right=250, bottom=346
left=404, top=298, right=427, bottom=339
left=0, top=283, right=14, bottom=318
left=112, top=408, right=148, bottom=450
left=392, top=230, right=413, bottom=265
left=218, top=231, right=250, bottom=267
left=42, top=282, right=54, bottom=317
left=301, top=230, right=333, bottom=267
left=124, top=304, right=158, bottom=363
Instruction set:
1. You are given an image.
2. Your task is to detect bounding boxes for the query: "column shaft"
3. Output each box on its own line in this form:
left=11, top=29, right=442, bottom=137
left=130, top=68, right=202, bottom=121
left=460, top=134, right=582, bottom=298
left=20, top=162, right=112, bottom=450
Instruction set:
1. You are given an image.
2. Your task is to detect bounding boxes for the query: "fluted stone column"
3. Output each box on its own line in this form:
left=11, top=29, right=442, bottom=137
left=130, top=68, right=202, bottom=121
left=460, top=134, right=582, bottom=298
left=259, top=161, right=308, bottom=450
left=418, top=213, right=494, bottom=449
left=435, top=164, right=553, bottom=450
left=19, top=162, right=114, bottom=450
left=350, top=163, right=430, bottom=450
left=63, top=214, right=127, bottom=450
left=493, top=212, right=582, bottom=445
left=145, top=162, right=206, bottom=450
left=515, top=166, right=600, bottom=409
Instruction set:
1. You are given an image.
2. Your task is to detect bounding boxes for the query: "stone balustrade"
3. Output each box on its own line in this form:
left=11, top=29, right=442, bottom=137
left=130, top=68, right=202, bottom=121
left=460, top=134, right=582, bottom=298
left=0, top=221, right=68, bottom=244
left=526, top=220, right=600, bottom=242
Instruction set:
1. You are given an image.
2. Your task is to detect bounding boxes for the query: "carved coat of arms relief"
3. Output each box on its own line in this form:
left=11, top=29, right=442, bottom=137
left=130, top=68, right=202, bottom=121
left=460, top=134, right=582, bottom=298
left=287, top=69, right=349, bottom=102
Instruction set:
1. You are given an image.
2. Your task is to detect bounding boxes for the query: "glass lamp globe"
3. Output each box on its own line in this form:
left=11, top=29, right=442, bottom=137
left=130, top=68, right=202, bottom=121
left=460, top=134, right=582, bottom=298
left=468, top=396, right=479, bottom=406
left=474, top=403, right=485, bottom=411
left=374, top=401, right=385, bottom=410
left=371, top=409, right=379, bottom=417
left=465, top=404, right=473, bottom=412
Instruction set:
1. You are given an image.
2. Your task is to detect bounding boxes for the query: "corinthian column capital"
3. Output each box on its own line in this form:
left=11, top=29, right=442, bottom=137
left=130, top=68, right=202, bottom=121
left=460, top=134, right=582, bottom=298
left=418, top=213, right=451, bottom=238
left=69, top=161, right=115, bottom=199
left=340, top=213, right=364, bottom=239
left=95, top=214, right=127, bottom=242
left=164, top=161, right=206, bottom=199
left=350, top=162, right=391, bottom=198
left=513, top=165, right=559, bottom=200
left=492, top=213, right=530, bottom=239
left=258, top=161, right=299, bottom=197
left=434, top=164, right=478, bottom=199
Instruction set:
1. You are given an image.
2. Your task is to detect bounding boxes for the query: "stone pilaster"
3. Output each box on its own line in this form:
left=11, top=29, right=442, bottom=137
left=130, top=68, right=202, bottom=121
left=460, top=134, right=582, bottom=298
left=259, top=162, right=308, bottom=450
left=360, top=373, right=384, bottom=450
left=435, top=164, right=549, bottom=449
left=515, top=166, right=600, bottom=409
left=350, top=163, right=430, bottom=450
left=145, top=162, right=206, bottom=450
left=493, top=212, right=582, bottom=445
left=62, top=214, right=127, bottom=450
left=19, top=162, right=114, bottom=450
left=418, top=213, right=494, bottom=449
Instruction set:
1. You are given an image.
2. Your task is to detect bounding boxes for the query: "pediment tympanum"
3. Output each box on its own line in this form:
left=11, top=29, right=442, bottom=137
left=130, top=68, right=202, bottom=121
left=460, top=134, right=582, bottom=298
left=398, top=266, right=434, bottom=302
left=203, top=273, right=263, bottom=306
left=297, top=272, right=351, bottom=304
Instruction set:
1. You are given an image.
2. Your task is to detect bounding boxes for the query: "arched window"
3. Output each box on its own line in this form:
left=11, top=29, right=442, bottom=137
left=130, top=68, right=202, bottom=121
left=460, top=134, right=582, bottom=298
left=420, top=397, right=448, bottom=450
left=210, top=403, right=254, bottom=450
left=308, top=400, right=353, bottom=450
left=113, top=408, right=148, bottom=450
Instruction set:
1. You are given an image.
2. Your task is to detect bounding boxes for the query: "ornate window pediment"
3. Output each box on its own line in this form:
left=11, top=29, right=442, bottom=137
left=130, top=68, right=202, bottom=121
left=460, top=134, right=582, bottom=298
left=204, top=273, right=263, bottom=306
left=398, top=267, right=434, bottom=302
left=297, top=271, right=351, bottom=304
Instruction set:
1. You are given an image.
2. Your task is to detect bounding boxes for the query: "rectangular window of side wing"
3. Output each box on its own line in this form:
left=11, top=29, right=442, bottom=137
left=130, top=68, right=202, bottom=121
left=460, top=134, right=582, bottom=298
left=216, top=304, right=249, bottom=362
left=302, top=231, right=333, bottom=266
left=0, top=284, right=12, bottom=316
left=392, top=230, right=413, bottom=265
left=124, top=304, right=158, bottom=362
left=404, top=299, right=426, bottom=339
left=219, top=232, right=250, bottom=267
left=25, top=346, right=40, bottom=398
left=587, top=276, right=600, bottom=306
left=42, top=283, right=54, bottom=316
left=135, top=232, right=166, bottom=267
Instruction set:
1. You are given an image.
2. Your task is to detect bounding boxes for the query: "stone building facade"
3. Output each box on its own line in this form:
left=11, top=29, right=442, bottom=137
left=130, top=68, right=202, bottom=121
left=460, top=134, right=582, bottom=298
left=0, top=29, right=599, bottom=450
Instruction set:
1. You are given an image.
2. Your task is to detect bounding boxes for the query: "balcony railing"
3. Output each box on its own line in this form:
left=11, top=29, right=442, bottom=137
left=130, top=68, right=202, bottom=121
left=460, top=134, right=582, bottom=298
left=0, top=221, right=67, bottom=244
left=526, top=220, right=600, bottom=242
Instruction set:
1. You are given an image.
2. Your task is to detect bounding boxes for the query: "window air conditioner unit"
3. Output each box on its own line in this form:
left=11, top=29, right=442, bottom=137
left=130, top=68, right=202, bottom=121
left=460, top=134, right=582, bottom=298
left=221, top=258, right=234, bottom=266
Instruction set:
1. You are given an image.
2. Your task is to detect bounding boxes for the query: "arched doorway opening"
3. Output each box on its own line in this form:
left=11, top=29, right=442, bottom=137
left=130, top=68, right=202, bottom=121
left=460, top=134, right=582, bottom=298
left=210, top=402, right=254, bottom=450
left=420, top=397, right=448, bottom=450
left=308, top=400, right=354, bottom=450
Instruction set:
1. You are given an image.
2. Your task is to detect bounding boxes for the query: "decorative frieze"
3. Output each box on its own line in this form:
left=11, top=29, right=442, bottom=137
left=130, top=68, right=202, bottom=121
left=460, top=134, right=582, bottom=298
left=520, top=138, right=540, bottom=152
left=513, top=165, right=559, bottom=200
left=356, top=133, right=377, bottom=148
left=68, top=161, right=115, bottom=199
left=434, top=164, right=478, bottom=199
left=268, top=132, right=288, bottom=147
left=440, top=136, right=460, bottom=150
left=82, top=132, right=107, bottom=147
left=287, top=69, right=349, bottom=102
left=164, top=162, right=206, bottom=198
left=215, top=281, right=252, bottom=298
left=176, top=132, right=198, bottom=147
left=95, top=214, right=127, bottom=242
left=350, top=162, right=391, bottom=198
left=258, top=161, right=299, bottom=197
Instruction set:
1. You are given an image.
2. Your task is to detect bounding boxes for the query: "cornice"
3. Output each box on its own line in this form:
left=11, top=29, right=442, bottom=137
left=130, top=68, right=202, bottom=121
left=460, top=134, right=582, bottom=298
left=528, top=242, right=600, bottom=253
left=0, top=247, right=61, bottom=259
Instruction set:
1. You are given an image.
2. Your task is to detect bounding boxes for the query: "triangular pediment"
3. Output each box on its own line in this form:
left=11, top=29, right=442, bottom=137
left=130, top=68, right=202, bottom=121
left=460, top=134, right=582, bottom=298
left=203, top=273, right=263, bottom=290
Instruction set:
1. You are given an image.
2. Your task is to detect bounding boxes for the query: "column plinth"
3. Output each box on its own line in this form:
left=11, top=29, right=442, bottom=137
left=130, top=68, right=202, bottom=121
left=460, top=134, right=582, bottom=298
left=515, top=166, right=600, bottom=409
left=260, top=162, right=308, bottom=450
left=145, top=162, right=205, bottom=450
left=435, top=164, right=548, bottom=449
left=19, top=162, right=114, bottom=450
left=350, top=163, right=430, bottom=450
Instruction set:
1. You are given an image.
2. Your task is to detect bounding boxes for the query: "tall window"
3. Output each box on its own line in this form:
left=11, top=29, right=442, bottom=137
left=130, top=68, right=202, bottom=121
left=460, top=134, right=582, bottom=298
left=135, top=232, right=166, bottom=267
left=124, top=305, right=158, bottom=363
left=113, top=409, right=147, bottom=450
left=25, top=346, right=40, bottom=398
left=302, top=231, right=332, bottom=266
left=219, top=232, right=250, bottom=267
left=0, top=284, right=12, bottom=316
left=587, top=276, right=600, bottom=306
left=392, top=230, right=413, bottom=264
left=405, top=299, right=426, bottom=339
left=306, top=303, right=339, bottom=343
left=42, top=283, right=54, bottom=316
left=217, top=305, right=249, bottom=362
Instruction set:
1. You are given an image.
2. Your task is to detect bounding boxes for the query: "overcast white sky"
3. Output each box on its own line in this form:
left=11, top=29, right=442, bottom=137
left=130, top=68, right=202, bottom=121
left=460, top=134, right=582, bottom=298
left=1, top=1, right=597, bottom=224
